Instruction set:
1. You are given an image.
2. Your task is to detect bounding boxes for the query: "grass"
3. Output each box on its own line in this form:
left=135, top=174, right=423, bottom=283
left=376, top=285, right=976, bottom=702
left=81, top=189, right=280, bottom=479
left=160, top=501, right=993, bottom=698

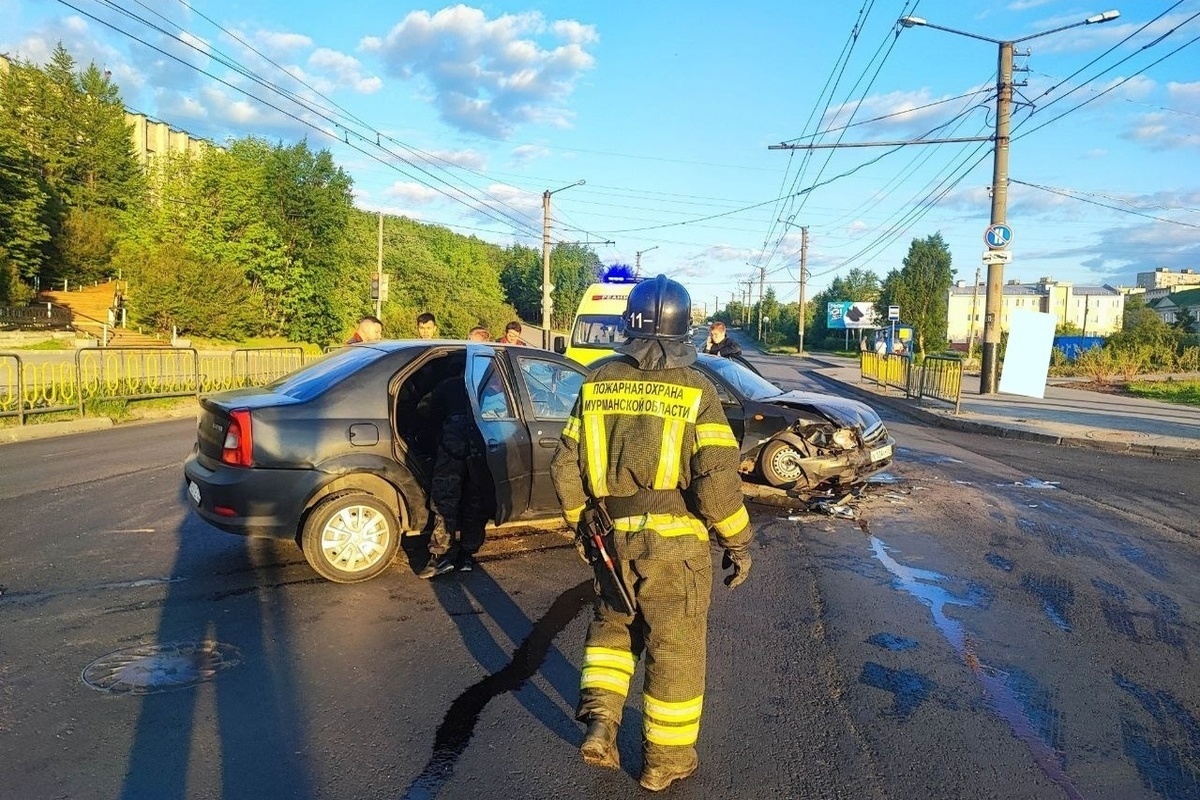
left=184, top=335, right=325, bottom=355
left=7, top=337, right=76, bottom=350
left=1126, top=379, right=1200, bottom=407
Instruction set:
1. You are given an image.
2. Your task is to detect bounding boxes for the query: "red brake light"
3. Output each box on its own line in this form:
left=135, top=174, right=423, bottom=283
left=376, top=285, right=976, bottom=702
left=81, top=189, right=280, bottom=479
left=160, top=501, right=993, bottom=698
left=221, top=409, right=253, bottom=467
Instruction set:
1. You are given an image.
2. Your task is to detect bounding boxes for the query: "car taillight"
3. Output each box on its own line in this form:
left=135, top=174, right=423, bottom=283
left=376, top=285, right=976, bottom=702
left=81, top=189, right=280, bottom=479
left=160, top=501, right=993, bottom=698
left=221, top=409, right=253, bottom=467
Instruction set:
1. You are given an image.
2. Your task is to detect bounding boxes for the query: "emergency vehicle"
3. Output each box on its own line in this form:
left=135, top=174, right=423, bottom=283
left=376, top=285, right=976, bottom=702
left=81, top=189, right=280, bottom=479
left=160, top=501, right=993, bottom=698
left=561, top=276, right=640, bottom=367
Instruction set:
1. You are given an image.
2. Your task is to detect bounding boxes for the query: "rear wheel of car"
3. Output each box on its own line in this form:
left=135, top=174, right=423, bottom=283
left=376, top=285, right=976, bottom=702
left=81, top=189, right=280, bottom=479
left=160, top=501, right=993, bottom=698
left=759, top=440, right=809, bottom=488
left=301, top=492, right=400, bottom=583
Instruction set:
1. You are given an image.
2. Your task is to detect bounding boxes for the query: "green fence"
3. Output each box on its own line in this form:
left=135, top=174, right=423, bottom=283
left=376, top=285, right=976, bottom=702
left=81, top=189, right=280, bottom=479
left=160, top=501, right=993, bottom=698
left=0, top=346, right=311, bottom=425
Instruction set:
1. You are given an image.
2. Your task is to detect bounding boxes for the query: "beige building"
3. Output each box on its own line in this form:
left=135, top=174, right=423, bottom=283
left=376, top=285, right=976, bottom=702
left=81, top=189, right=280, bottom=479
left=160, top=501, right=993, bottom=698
left=947, top=277, right=1124, bottom=342
left=1137, top=267, right=1200, bottom=290
left=125, top=112, right=210, bottom=166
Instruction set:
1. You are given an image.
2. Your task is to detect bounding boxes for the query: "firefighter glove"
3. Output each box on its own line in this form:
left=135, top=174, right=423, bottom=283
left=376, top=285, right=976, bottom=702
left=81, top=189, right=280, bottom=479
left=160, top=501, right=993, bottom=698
left=722, top=548, right=751, bottom=589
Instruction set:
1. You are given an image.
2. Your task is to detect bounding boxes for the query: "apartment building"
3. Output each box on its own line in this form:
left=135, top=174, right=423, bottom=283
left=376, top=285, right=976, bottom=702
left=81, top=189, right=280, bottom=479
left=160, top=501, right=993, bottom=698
left=1137, top=267, right=1200, bottom=290
left=947, top=277, right=1124, bottom=343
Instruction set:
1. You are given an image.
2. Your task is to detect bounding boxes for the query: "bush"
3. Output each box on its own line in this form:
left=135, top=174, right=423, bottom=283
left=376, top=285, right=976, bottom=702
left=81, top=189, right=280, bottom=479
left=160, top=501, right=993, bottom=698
left=1177, top=345, right=1200, bottom=372
left=1112, top=346, right=1147, bottom=382
left=1075, top=345, right=1115, bottom=383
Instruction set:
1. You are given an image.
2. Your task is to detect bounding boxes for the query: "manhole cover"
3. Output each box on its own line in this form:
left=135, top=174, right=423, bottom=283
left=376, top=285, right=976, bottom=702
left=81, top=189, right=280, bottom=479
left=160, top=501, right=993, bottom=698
left=1084, top=430, right=1150, bottom=441
left=82, top=641, right=241, bottom=694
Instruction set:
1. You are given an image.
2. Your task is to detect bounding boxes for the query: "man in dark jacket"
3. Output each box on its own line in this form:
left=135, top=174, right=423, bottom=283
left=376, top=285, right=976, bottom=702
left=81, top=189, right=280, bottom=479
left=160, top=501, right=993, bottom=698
left=552, top=275, right=753, bottom=792
left=701, top=321, right=741, bottom=358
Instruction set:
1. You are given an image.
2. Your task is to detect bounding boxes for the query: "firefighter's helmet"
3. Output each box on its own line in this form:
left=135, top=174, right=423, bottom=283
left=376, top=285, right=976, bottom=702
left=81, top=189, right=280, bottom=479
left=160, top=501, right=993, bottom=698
left=622, top=274, right=691, bottom=340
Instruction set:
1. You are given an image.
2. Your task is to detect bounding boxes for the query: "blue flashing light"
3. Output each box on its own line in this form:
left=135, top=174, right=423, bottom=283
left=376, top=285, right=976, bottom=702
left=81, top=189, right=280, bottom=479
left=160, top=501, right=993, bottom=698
left=601, top=263, right=639, bottom=283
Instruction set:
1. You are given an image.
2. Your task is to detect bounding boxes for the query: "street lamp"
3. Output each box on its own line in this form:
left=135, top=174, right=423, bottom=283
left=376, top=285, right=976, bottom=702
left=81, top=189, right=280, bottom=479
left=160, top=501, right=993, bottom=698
left=542, top=180, right=585, bottom=349
left=898, top=9, right=1119, bottom=394
left=634, top=246, right=659, bottom=277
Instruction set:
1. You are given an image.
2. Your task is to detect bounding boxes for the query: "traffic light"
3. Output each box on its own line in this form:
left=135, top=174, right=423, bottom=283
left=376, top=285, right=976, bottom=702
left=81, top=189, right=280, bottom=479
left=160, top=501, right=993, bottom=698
left=370, top=273, right=380, bottom=300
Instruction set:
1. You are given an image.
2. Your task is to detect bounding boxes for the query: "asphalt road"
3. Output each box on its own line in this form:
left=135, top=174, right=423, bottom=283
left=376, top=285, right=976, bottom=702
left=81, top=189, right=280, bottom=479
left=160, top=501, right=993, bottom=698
left=0, top=359, right=1197, bottom=799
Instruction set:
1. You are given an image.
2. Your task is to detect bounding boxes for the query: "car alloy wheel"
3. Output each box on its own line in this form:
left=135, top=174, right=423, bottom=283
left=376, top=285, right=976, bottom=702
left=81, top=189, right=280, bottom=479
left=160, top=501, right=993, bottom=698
left=301, top=492, right=400, bottom=583
left=759, top=439, right=809, bottom=487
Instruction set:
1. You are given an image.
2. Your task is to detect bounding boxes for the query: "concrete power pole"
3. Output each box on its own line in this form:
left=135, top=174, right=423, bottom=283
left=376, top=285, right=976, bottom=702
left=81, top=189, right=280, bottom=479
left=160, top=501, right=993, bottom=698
left=980, top=41, right=1014, bottom=394
left=541, top=180, right=586, bottom=350
left=375, top=211, right=383, bottom=320
left=797, top=226, right=809, bottom=354
left=756, top=266, right=766, bottom=341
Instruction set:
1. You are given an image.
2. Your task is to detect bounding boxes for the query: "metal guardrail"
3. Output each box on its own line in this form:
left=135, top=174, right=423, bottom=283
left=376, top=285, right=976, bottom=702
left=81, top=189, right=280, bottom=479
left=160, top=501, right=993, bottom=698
left=914, top=355, right=963, bottom=414
left=0, top=346, right=311, bottom=425
left=859, top=352, right=963, bottom=414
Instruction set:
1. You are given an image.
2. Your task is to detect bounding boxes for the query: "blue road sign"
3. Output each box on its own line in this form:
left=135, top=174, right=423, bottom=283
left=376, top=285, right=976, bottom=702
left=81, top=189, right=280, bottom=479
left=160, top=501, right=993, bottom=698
left=984, top=223, right=1013, bottom=249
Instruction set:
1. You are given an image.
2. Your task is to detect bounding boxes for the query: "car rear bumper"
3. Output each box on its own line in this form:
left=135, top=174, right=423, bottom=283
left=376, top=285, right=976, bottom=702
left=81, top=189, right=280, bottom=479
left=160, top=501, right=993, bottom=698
left=183, top=452, right=321, bottom=540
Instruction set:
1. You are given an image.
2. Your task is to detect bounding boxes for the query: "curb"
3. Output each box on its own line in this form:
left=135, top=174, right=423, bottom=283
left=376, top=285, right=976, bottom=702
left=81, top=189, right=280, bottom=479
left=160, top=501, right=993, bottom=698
left=0, top=417, right=114, bottom=444
left=804, top=369, right=1200, bottom=460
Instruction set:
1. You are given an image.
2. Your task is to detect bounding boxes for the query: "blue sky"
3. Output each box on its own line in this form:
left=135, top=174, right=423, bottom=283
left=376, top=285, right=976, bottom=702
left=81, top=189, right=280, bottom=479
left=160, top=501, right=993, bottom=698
left=4, top=0, right=1199, bottom=313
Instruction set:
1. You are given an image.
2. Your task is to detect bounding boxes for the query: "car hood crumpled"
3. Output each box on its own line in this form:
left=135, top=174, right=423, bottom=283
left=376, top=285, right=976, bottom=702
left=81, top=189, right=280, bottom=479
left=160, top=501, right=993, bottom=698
left=765, top=390, right=882, bottom=430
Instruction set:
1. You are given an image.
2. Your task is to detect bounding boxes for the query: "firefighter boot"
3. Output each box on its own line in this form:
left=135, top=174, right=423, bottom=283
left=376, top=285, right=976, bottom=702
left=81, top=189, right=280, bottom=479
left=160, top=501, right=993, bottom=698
left=579, top=719, right=620, bottom=769
left=639, top=752, right=699, bottom=792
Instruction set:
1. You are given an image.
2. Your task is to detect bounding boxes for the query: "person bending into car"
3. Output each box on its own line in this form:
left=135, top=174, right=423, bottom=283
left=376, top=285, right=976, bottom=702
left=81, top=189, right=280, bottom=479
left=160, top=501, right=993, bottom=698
left=701, top=321, right=741, bottom=359
left=418, top=373, right=491, bottom=578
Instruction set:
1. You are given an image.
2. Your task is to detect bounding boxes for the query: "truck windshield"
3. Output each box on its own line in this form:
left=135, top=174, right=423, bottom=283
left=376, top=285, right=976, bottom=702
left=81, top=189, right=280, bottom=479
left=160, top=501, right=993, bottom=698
left=572, top=314, right=628, bottom=350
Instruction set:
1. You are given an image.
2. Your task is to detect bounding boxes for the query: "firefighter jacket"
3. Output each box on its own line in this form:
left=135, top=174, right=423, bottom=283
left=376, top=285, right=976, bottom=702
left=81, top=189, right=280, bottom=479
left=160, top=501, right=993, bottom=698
left=551, top=344, right=752, bottom=561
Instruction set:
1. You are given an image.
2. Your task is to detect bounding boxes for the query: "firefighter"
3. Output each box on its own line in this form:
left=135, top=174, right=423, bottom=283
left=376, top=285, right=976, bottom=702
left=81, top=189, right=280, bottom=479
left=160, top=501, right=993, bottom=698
left=551, top=274, right=753, bottom=792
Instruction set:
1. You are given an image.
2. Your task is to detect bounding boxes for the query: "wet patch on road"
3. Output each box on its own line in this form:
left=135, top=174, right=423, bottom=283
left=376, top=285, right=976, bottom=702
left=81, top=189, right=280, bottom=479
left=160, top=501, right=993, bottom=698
left=1020, top=574, right=1075, bottom=632
left=859, top=662, right=935, bottom=717
left=1093, top=580, right=1189, bottom=658
left=82, top=640, right=242, bottom=694
left=867, top=632, right=920, bottom=651
left=895, top=447, right=962, bottom=465
left=985, top=553, right=1015, bottom=572
left=1116, top=541, right=1169, bottom=579
left=871, top=537, right=1082, bottom=799
left=1113, top=673, right=1200, bottom=799
left=399, top=580, right=592, bottom=800
left=1016, top=518, right=1108, bottom=560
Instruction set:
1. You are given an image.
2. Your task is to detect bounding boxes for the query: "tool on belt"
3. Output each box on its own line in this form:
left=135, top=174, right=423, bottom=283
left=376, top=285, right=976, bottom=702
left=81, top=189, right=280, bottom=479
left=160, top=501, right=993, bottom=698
left=579, top=501, right=636, bottom=615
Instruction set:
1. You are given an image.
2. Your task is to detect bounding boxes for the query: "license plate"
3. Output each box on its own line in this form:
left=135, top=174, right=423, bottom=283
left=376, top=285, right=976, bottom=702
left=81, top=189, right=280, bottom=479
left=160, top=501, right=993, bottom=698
left=188, top=480, right=201, bottom=505
left=870, top=444, right=893, bottom=462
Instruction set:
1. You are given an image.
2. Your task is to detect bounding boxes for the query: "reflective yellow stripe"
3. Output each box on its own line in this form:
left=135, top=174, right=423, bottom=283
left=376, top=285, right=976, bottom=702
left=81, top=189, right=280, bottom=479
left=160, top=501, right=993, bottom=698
left=612, top=513, right=708, bottom=541
left=713, top=506, right=750, bottom=537
left=564, top=504, right=585, bottom=524
left=695, top=422, right=738, bottom=448
left=645, top=694, right=704, bottom=722
left=583, top=646, right=637, bottom=674
left=581, top=647, right=636, bottom=697
left=580, top=382, right=702, bottom=423
left=584, top=413, right=608, bottom=496
left=645, top=721, right=700, bottom=746
left=563, top=416, right=580, bottom=441
left=653, top=418, right=685, bottom=489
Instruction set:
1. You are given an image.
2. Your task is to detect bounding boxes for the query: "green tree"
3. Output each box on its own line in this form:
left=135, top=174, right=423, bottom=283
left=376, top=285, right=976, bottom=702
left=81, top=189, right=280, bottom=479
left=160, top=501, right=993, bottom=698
left=808, top=267, right=881, bottom=348
left=0, top=127, right=51, bottom=283
left=877, top=233, right=954, bottom=356
left=1171, top=304, right=1197, bottom=335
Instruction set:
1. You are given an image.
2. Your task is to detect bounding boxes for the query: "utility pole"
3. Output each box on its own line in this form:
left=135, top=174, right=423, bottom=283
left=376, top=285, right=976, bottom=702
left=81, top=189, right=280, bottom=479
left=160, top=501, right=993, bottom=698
left=798, top=226, right=809, bottom=354
left=375, top=211, right=383, bottom=320
left=966, top=266, right=981, bottom=358
left=742, top=280, right=753, bottom=329
left=756, top=265, right=766, bottom=341
left=897, top=9, right=1120, bottom=393
left=542, top=180, right=586, bottom=349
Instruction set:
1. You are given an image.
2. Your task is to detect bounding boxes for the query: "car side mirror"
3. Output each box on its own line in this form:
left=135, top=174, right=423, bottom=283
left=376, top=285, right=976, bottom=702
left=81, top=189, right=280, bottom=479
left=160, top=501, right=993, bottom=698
left=553, top=335, right=567, bottom=354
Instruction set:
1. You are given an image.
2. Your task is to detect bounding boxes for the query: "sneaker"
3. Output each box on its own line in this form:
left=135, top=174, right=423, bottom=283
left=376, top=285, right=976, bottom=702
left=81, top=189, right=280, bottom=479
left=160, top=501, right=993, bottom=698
left=417, top=556, right=456, bottom=579
left=639, top=754, right=698, bottom=792
left=457, top=554, right=478, bottom=572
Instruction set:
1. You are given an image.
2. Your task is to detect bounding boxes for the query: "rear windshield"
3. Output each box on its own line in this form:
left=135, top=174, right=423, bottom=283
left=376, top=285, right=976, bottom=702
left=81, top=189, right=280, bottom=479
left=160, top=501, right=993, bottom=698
left=266, top=346, right=388, bottom=401
left=572, top=314, right=628, bottom=350
left=701, top=355, right=780, bottom=401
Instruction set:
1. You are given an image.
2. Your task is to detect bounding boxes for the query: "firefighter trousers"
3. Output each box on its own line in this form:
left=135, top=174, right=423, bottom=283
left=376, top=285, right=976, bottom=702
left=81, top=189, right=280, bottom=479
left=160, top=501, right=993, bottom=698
left=577, top=555, right=712, bottom=770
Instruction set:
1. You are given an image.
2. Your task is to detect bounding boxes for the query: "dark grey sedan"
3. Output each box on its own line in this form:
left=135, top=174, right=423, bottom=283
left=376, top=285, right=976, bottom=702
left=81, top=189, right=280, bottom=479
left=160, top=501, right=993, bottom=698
left=184, top=341, right=586, bottom=583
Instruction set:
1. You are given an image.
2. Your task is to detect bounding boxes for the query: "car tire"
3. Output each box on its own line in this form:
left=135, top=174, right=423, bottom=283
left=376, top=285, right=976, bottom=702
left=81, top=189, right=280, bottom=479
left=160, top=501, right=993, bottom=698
left=759, top=439, right=810, bottom=488
left=301, top=492, right=400, bottom=583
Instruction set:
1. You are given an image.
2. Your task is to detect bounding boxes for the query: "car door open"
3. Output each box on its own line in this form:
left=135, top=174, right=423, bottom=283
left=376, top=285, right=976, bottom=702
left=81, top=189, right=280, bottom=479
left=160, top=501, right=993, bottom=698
left=464, top=344, right=534, bottom=522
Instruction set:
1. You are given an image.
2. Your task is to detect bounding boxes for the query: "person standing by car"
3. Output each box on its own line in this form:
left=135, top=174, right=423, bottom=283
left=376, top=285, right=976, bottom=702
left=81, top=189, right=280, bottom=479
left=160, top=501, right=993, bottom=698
left=497, top=321, right=525, bottom=345
left=467, top=326, right=490, bottom=342
left=417, top=372, right=490, bottom=577
left=416, top=313, right=439, bottom=339
left=701, top=321, right=741, bottom=359
left=346, top=315, right=383, bottom=344
left=551, top=275, right=754, bottom=792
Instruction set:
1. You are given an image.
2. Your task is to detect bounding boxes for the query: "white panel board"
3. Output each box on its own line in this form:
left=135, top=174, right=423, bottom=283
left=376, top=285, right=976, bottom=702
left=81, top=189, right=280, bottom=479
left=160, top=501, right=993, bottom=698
left=999, top=310, right=1056, bottom=399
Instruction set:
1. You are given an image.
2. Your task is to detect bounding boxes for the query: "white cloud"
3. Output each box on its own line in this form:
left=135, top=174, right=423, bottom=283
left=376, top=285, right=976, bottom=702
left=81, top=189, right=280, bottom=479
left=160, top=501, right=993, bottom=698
left=510, top=143, right=549, bottom=166
left=822, top=87, right=991, bottom=139
left=383, top=181, right=442, bottom=204
left=360, top=5, right=597, bottom=137
left=425, top=148, right=487, bottom=170
left=254, top=30, right=313, bottom=56
left=307, top=47, right=382, bottom=94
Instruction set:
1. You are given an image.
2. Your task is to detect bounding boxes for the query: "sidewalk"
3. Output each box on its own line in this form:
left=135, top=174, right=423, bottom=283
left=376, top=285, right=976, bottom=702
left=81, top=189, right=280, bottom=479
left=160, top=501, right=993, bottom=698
left=799, top=352, right=1200, bottom=459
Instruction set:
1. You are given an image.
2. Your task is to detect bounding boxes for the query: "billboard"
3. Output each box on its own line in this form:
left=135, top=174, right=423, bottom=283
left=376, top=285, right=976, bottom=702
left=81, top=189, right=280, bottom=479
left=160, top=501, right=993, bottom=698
left=826, top=301, right=876, bottom=330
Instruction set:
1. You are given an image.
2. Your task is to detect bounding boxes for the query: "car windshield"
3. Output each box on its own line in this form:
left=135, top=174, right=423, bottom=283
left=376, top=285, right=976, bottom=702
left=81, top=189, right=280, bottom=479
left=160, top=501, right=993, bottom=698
left=701, top=355, right=781, bottom=401
left=572, top=314, right=627, bottom=350
left=266, top=345, right=388, bottom=401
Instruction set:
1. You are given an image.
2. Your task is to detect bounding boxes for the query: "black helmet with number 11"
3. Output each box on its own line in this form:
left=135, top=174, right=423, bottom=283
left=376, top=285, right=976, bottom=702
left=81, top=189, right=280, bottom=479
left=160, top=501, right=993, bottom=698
left=622, top=274, right=691, bottom=341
